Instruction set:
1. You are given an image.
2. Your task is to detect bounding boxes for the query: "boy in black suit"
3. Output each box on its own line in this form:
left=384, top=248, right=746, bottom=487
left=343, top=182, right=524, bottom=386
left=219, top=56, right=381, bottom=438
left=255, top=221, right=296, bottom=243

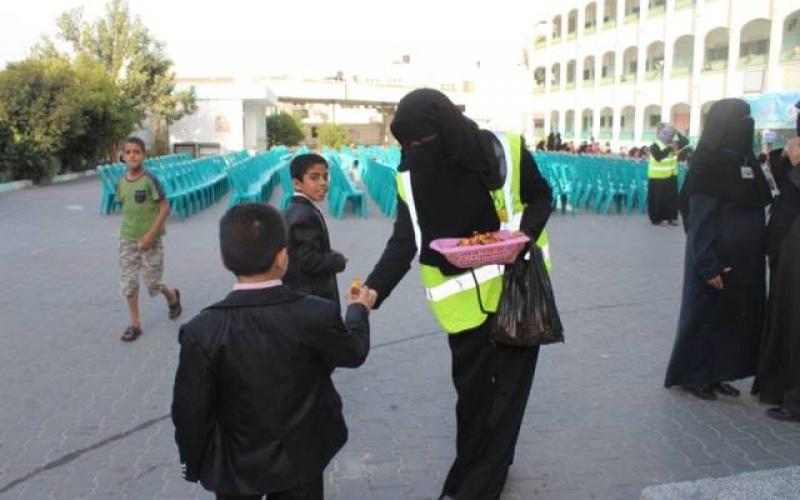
left=284, top=154, right=347, bottom=306
left=172, top=203, right=376, bottom=500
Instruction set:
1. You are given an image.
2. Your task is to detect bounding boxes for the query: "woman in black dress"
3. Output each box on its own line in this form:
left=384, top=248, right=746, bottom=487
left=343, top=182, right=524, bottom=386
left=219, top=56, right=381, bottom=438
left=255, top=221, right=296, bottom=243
left=665, top=99, right=771, bottom=400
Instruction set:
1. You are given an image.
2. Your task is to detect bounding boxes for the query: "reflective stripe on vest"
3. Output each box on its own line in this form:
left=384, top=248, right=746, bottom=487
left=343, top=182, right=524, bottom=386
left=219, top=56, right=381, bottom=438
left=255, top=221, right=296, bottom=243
left=397, top=131, right=551, bottom=333
left=648, top=140, right=678, bottom=179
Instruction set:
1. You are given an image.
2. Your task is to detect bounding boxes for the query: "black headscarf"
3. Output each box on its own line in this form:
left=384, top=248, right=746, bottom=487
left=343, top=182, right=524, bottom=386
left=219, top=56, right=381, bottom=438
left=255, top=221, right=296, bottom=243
left=390, top=88, right=502, bottom=275
left=681, top=98, right=770, bottom=212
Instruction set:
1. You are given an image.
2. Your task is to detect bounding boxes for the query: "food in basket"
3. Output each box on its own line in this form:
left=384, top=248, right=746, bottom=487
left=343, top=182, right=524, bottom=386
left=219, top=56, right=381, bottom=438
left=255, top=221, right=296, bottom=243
left=457, top=231, right=504, bottom=247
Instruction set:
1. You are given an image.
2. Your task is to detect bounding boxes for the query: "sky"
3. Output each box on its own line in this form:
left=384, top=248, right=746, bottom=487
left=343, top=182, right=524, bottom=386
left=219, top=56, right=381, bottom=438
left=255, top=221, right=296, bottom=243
left=0, top=0, right=543, bottom=78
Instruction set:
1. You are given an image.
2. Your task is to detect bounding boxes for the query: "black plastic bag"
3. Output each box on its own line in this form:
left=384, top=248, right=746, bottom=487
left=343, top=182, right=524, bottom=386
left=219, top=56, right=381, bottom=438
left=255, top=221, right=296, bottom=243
left=490, top=247, right=564, bottom=346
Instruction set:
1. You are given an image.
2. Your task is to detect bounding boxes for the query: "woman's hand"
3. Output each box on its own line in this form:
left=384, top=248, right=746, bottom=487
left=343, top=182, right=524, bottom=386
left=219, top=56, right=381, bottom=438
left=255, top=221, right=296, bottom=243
left=706, top=267, right=732, bottom=291
left=706, top=275, right=724, bottom=291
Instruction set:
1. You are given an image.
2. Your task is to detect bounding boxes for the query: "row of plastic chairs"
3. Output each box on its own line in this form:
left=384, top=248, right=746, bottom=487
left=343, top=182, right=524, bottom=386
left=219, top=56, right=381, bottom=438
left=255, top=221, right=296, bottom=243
left=360, top=156, right=398, bottom=217
left=227, top=148, right=288, bottom=207
left=98, top=152, right=199, bottom=214
left=343, top=145, right=400, bottom=168
left=155, top=156, right=230, bottom=219
left=535, top=153, right=688, bottom=215
left=98, top=152, right=234, bottom=217
left=324, top=150, right=368, bottom=218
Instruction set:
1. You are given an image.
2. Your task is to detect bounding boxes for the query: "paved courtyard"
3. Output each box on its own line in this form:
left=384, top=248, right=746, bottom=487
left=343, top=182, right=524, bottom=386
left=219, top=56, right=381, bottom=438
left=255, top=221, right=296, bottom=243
left=1, top=178, right=799, bottom=500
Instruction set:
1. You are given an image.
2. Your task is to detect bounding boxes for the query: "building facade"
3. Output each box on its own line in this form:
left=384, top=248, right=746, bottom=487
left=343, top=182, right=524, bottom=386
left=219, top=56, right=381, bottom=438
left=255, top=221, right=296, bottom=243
left=528, top=0, right=800, bottom=145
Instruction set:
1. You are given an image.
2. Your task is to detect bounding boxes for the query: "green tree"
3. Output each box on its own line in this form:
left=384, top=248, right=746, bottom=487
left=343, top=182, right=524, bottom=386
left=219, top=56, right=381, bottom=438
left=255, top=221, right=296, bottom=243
left=0, top=58, right=84, bottom=182
left=317, top=123, right=350, bottom=149
left=266, top=112, right=305, bottom=147
left=46, top=0, right=196, bottom=154
left=59, top=55, right=136, bottom=172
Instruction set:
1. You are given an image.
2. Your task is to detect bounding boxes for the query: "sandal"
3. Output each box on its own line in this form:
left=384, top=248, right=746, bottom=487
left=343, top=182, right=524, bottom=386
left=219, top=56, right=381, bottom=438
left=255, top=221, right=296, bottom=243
left=168, top=289, right=182, bottom=320
left=121, top=325, right=142, bottom=342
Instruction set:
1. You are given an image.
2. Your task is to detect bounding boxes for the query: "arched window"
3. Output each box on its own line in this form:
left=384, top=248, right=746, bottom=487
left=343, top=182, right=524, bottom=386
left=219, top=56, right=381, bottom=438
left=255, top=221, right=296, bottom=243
left=583, top=56, right=596, bottom=85
left=585, top=3, right=598, bottom=32
left=622, top=47, right=638, bottom=81
left=646, top=41, right=665, bottom=79
left=602, top=51, right=616, bottom=82
left=670, top=103, right=691, bottom=135
left=782, top=10, right=800, bottom=61
left=740, top=19, right=771, bottom=66
left=704, top=27, right=729, bottom=71
left=672, top=35, right=694, bottom=75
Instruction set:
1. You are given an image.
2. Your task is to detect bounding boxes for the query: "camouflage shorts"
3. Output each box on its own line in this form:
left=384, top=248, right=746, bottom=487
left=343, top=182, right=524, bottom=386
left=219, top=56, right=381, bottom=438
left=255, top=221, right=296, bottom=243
left=119, top=237, right=165, bottom=297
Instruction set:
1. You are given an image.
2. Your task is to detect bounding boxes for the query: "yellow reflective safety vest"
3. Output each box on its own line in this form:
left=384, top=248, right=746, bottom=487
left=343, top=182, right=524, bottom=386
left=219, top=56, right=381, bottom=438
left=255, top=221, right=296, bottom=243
left=648, top=140, right=678, bottom=179
left=396, top=131, right=552, bottom=334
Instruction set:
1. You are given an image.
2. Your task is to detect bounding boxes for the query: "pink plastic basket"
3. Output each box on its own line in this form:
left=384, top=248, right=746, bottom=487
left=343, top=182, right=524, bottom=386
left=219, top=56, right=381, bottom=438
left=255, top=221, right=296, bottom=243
left=430, top=230, right=530, bottom=269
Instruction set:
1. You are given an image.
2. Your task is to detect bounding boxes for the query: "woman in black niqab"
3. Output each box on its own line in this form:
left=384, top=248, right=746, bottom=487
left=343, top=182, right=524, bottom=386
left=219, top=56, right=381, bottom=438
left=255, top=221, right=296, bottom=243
left=365, top=88, right=554, bottom=500
left=389, top=88, right=503, bottom=276
left=665, top=98, right=771, bottom=400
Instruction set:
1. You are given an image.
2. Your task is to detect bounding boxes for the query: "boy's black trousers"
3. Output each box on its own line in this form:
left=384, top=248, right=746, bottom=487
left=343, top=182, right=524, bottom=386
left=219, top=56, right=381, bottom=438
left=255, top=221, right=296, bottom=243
left=442, top=319, right=540, bottom=500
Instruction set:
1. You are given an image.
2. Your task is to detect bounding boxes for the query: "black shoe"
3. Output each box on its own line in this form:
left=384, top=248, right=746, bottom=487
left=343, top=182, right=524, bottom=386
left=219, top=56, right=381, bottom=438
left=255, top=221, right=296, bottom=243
left=766, top=407, right=800, bottom=422
left=683, top=385, right=717, bottom=400
left=713, top=382, right=740, bottom=397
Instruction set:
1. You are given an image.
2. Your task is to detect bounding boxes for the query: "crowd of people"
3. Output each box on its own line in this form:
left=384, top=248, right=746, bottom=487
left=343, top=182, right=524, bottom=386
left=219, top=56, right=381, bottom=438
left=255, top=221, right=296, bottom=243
left=535, top=131, right=695, bottom=162
left=109, top=89, right=800, bottom=500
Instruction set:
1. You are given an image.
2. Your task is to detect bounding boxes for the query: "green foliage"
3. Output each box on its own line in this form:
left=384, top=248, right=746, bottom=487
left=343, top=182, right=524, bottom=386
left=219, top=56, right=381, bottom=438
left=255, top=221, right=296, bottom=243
left=317, top=123, right=350, bottom=149
left=0, top=58, right=83, bottom=182
left=59, top=55, right=136, bottom=172
left=266, top=113, right=305, bottom=147
left=0, top=0, right=199, bottom=180
left=53, top=0, right=196, bottom=126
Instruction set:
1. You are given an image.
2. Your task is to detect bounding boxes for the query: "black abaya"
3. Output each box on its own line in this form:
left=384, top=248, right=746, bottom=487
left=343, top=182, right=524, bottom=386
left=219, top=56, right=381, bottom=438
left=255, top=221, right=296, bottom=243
left=664, top=194, right=766, bottom=388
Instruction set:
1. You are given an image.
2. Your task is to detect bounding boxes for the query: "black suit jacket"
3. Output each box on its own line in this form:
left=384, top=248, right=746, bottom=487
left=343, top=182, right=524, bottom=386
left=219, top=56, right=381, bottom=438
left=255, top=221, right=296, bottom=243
left=171, top=285, right=369, bottom=495
left=284, top=196, right=346, bottom=304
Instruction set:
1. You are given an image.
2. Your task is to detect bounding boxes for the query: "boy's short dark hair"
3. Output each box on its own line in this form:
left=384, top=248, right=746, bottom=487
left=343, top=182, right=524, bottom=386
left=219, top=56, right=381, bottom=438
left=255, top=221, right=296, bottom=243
left=124, top=136, right=146, bottom=153
left=220, top=203, right=287, bottom=276
left=290, top=153, right=328, bottom=180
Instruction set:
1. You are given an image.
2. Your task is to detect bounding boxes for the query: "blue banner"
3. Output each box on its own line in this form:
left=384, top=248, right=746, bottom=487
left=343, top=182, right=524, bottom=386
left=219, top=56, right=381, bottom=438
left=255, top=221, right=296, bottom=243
left=742, top=91, right=800, bottom=130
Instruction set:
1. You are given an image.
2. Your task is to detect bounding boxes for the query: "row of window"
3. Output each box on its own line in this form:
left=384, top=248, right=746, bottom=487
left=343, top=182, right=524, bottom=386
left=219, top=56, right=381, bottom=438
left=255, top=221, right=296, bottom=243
left=535, top=11, right=800, bottom=66
left=533, top=16, right=799, bottom=89
left=542, top=0, right=691, bottom=44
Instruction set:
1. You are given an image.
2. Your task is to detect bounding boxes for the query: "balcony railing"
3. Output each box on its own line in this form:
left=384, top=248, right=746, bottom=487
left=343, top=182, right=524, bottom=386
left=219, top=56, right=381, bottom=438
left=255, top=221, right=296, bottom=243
left=601, top=76, right=614, bottom=85
left=781, top=48, right=800, bottom=62
left=567, top=32, right=577, bottom=41
left=565, top=82, right=576, bottom=90
left=552, top=35, right=562, bottom=44
left=534, top=39, right=547, bottom=50
left=645, top=69, right=662, bottom=80
left=551, top=83, right=561, bottom=91
left=620, top=130, right=635, bottom=140
left=702, top=60, right=728, bottom=72
left=643, top=130, right=657, bottom=142
left=581, top=130, right=593, bottom=140
left=624, top=13, right=638, bottom=24
left=603, top=19, right=616, bottom=30
left=675, top=0, right=695, bottom=9
left=565, top=129, right=576, bottom=138
left=648, top=5, right=666, bottom=17
left=671, top=65, right=691, bottom=76
left=534, top=86, right=545, bottom=94
left=738, top=54, right=768, bottom=67
left=620, top=73, right=636, bottom=83
left=584, top=25, right=596, bottom=35
left=599, top=130, right=613, bottom=140
left=582, top=79, right=595, bottom=88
